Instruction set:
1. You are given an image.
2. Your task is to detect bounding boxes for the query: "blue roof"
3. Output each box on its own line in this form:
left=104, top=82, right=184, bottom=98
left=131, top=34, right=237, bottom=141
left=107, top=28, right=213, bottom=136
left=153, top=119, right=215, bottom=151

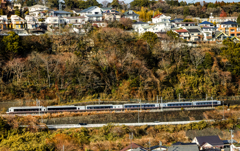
left=80, top=6, right=98, bottom=13
left=150, top=145, right=167, bottom=150
left=104, top=10, right=119, bottom=13
left=221, top=21, right=238, bottom=25
left=199, top=21, right=213, bottom=25
left=54, top=11, right=71, bottom=14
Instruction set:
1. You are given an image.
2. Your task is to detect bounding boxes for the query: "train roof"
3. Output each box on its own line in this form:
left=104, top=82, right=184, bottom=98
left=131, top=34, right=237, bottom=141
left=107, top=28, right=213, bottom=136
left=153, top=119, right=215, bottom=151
left=9, top=106, right=44, bottom=109
left=86, top=104, right=114, bottom=106
left=193, top=100, right=219, bottom=102
left=165, top=102, right=193, bottom=104
left=123, top=103, right=158, bottom=105
left=47, top=105, right=76, bottom=108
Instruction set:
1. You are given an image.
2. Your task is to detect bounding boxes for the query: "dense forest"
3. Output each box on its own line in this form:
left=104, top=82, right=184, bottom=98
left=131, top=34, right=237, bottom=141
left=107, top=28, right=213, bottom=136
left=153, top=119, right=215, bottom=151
left=0, top=27, right=240, bottom=102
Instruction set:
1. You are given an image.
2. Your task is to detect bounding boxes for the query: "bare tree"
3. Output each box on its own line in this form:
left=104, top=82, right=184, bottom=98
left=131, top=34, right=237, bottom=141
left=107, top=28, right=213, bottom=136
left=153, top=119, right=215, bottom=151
left=102, top=0, right=110, bottom=7
left=190, top=49, right=205, bottom=69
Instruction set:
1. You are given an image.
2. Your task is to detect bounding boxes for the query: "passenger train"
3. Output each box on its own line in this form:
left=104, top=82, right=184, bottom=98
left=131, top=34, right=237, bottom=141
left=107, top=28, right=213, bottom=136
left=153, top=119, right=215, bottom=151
left=6, top=100, right=221, bottom=114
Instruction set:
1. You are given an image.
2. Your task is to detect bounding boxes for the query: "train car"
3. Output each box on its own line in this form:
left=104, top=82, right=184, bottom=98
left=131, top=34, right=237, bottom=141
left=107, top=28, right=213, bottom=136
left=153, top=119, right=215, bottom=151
left=162, top=102, right=193, bottom=108
left=6, top=106, right=47, bottom=114
left=123, top=103, right=159, bottom=109
left=47, top=105, right=79, bottom=112
left=192, top=100, right=221, bottom=107
left=86, top=104, right=123, bottom=110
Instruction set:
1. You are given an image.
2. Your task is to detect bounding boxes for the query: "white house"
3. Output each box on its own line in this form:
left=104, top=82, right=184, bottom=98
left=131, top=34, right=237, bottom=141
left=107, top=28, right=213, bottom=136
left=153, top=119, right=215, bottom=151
left=155, top=21, right=171, bottom=32
left=172, top=22, right=195, bottom=28
left=25, top=15, right=37, bottom=29
left=103, top=9, right=121, bottom=21
left=48, top=11, right=72, bottom=18
left=45, top=17, right=65, bottom=28
left=28, top=5, right=49, bottom=18
left=79, top=6, right=103, bottom=22
left=63, top=16, right=86, bottom=28
left=122, top=10, right=139, bottom=21
left=152, top=14, right=171, bottom=23
left=0, top=15, right=8, bottom=30
left=174, top=29, right=190, bottom=40
left=132, top=21, right=149, bottom=32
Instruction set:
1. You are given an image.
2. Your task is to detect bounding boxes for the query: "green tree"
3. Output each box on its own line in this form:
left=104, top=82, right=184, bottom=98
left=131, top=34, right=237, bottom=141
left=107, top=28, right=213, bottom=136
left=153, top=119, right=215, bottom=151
left=167, top=30, right=179, bottom=40
left=203, top=53, right=213, bottom=69
left=237, top=13, right=240, bottom=25
left=183, top=7, right=189, bottom=16
left=2, top=31, right=22, bottom=60
left=110, top=0, right=121, bottom=9
left=142, top=32, right=158, bottom=49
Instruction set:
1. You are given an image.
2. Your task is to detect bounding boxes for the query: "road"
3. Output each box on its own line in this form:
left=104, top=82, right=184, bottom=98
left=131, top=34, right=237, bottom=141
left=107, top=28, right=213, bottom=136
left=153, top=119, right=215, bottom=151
left=30, top=120, right=214, bottom=129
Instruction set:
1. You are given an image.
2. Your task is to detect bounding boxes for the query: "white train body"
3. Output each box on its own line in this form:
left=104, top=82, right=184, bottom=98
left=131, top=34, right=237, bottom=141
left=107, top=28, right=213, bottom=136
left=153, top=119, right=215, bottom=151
left=6, top=100, right=221, bottom=114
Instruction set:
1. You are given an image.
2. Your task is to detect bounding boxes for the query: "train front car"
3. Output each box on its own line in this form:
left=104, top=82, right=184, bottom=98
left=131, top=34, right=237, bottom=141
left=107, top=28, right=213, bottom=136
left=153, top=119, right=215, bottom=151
left=192, top=100, right=221, bottom=107
left=6, top=106, right=47, bottom=114
left=46, top=105, right=78, bottom=113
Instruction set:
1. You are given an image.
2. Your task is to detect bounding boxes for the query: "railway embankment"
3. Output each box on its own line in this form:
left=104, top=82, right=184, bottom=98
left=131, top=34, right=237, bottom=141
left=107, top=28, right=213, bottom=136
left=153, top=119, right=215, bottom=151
left=44, top=109, right=212, bottom=124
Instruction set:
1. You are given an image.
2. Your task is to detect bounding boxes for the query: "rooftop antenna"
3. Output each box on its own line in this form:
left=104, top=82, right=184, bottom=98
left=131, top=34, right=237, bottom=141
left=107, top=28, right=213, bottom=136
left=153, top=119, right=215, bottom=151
left=59, top=0, right=62, bottom=11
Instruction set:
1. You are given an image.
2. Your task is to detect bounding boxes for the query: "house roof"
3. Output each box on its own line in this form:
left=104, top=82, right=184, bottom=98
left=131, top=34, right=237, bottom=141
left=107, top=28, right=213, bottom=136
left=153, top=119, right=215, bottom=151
left=195, top=135, right=224, bottom=147
left=220, top=21, right=238, bottom=25
left=133, top=21, right=148, bottom=25
left=123, top=10, right=139, bottom=16
left=80, top=6, right=98, bottom=13
left=173, top=142, right=197, bottom=145
left=54, top=11, right=72, bottom=14
left=63, top=16, right=86, bottom=19
left=215, top=31, right=228, bottom=38
left=101, top=7, right=112, bottom=11
left=121, top=143, right=148, bottom=151
left=199, top=21, right=213, bottom=25
left=171, top=18, right=184, bottom=21
left=86, top=14, right=102, bottom=17
left=28, top=5, right=48, bottom=8
left=175, top=22, right=195, bottom=24
left=175, top=29, right=188, bottom=33
left=222, top=140, right=238, bottom=144
left=187, top=29, right=200, bottom=33
left=103, top=10, right=119, bottom=14
left=152, top=14, right=162, bottom=18
left=150, top=145, right=167, bottom=150
left=168, top=145, right=199, bottom=151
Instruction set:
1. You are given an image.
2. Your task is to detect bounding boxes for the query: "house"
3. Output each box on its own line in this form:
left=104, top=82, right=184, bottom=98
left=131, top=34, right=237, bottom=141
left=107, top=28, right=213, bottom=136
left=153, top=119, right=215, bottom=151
left=187, top=29, right=202, bottom=41
left=103, top=9, right=121, bottom=21
left=172, top=22, right=196, bottom=28
left=45, top=16, right=65, bottom=28
left=122, top=10, right=139, bottom=21
left=152, top=14, right=171, bottom=23
left=0, top=15, right=8, bottom=30
left=138, top=25, right=158, bottom=34
left=48, top=10, right=72, bottom=18
left=63, top=16, right=86, bottom=27
left=214, top=31, right=229, bottom=41
left=168, top=142, right=199, bottom=151
left=171, top=18, right=183, bottom=23
left=121, top=143, right=148, bottom=151
left=10, top=15, right=25, bottom=29
left=217, top=21, right=240, bottom=37
left=174, top=29, right=190, bottom=40
left=132, top=21, right=149, bottom=32
left=155, top=21, right=171, bottom=32
left=72, top=9, right=81, bottom=15
left=192, top=135, right=224, bottom=150
left=202, top=26, right=216, bottom=33
left=92, top=21, right=107, bottom=28
left=199, top=21, right=214, bottom=27
left=28, top=5, right=49, bottom=18
left=25, top=15, right=37, bottom=29
left=79, top=6, right=103, bottom=22
left=150, top=145, right=167, bottom=151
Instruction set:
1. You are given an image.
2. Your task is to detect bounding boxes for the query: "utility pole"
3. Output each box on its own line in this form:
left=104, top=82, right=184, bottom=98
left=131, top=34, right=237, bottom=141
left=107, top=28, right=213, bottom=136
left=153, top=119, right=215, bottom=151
left=157, top=95, right=158, bottom=103
left=138, top=99, right=139, bottom=123
left=129, top=133, right=133, bottom=150
left=161, top=97, right=163, bottom=111
left=206, top=94, right=207, bottom=101
left=223, top=101, right=224, bottom=120
left=179, top=93, right=180, bottom=102
left=230, top=130, right=233, bottom=145
left=63, top=145, right=64, bottom=151
left=140, top=99, right=141, bottom=112
left=149, top=139, right=151, bottom=151
left=99, top=99, right=100, bottom=104
left=211, top=96, right=213, bottom=108
left=159, top=141, right=162, bottom=151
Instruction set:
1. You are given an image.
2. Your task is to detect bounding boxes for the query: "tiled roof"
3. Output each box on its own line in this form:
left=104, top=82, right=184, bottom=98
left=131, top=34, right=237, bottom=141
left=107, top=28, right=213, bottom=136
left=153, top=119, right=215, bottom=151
left=195, top=135, right=224, bottom=147
left=175, top=29, right=188, bottom=33
left=168, top=145, right=199, bottom=151
left=199, top=21, right=213, bottom=25
left=152, top=14, right=162, bottom=18
left=173, top=142, right=197, bottom=145
left=80, top=6, right=98, bottom=13
left=123, top=10, right=139, bottom=16
left=187, top=29, right=200, bottom=32
left=175, top=22, right=195, bottom=24
left=221, top=21, right=238, bottom=25
left=121, top=143, right=148, bottom=151
left=150, top=145, right=167, bottom=150
left=54, top=11, right=72, bottom=14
